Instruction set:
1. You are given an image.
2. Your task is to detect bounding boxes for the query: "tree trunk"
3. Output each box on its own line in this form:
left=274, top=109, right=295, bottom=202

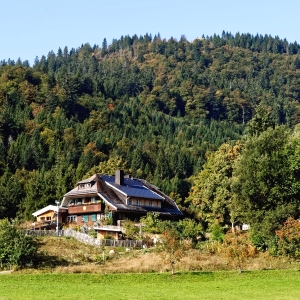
left=171, top=261, right=175, bottom=275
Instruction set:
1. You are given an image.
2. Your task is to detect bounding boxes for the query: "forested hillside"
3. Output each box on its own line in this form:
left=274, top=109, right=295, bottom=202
left=1, top=32, right=300, bottom=245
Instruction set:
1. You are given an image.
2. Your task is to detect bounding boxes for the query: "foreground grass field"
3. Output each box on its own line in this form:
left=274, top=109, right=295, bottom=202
left=0, top=270, right=299, bottom=300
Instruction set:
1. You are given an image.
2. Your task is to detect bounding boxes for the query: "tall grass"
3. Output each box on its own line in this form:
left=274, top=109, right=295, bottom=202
left=30, top=237, right=300, bottom=274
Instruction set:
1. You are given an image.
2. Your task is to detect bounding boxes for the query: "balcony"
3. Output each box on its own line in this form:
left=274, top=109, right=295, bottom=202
left=68, top=203, right=103, bottom=214
left=94, top=224, right=125, bottom=233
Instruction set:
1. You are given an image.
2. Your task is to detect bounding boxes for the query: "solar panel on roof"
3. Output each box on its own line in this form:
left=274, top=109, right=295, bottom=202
left=101, top=175, right=164, bottom=200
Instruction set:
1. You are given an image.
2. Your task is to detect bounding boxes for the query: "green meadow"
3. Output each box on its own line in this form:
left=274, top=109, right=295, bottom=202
left=0, top=270, right=299, bottom=300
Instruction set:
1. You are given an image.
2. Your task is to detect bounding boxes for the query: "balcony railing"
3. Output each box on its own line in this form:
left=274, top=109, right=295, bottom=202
left=93, top=225, right=124, bottom=232
left=68, top=203, right=102, bottom=214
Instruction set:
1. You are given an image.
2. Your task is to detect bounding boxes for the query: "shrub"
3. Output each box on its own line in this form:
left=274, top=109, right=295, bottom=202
left=104, top=235, right=113, bottom=240
left=249, top=229, right=267, bottom=251
left=140, top=213, right=161, bottom=234
left=123, top=220, right=140, bottom=240
left=198, top=240, right=222, bottom=255
left=88, top=229, right=97, bottom=238
left=276, top=217, right=300, bottom=259
left=0, top=219, right=39, bottom=268
left=177, top=218, right=203, bottom=243
left=209, top=223, right=224, bottom=242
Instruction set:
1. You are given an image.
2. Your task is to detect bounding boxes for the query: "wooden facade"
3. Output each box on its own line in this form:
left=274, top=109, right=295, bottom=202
left=36, top=210, right=55, bottom=223
left=68, top=203, right=103, bottom=214
left=32, top=205, right=68, bottom=230
left=127, top=197, right=161, bottom=208
left=94, top=225, right=124, bottom=240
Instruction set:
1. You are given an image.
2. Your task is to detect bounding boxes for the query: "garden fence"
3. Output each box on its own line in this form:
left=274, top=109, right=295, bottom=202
left=26, top=229, right=144, bottom=248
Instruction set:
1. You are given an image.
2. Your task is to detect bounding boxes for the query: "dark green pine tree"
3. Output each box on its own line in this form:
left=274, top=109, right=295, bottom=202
left=0, top=168, right=24, bottom=219
left=101, top=38, right=108, bottom=57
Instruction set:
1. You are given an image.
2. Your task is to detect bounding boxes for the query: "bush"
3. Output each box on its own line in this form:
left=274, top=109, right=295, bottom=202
left=209, top=223, right=224, bottom=242
left=276, top=217, right=300, bottom=259
left=88, top=229, right=97, bottom=238
left=198, top=240, right=222, bottom=254
left=104, top=235, right=113, bottom=240
left=177, top=218, right=203, bottom=243
left=140, top=213, right=161, bottom=234
left=123, top=220, right=140, bottom=240
left=249, top=229, right=267, bottom=251
left=0, top=219, right=39, bottom=268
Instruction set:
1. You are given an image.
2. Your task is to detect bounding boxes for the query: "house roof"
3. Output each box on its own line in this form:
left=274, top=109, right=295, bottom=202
left=96, top=178, right=147, bottom=212
left=98, top=175, right=182, bottom=215
left=64, top=187, right=99, bottom=197
left=61, top=172, right=183, bottom=216
left=101, top=175, right=164, bottom=200
left=77, top=174, right=99, bottom=185
left=32, top=205, right=68, bottom=217
left=140, top=179, right=182, bottom=213
left=63, top=178, right=99, bottom=198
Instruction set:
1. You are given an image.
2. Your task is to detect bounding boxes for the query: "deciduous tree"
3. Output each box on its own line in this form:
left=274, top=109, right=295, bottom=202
left=0, top=219, right=38, bottom=267
left=157, top=228, right=187, bottom=275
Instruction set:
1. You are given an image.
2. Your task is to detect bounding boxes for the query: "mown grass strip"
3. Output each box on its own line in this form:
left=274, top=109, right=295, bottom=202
left=0, top=270, right=299, bottom=300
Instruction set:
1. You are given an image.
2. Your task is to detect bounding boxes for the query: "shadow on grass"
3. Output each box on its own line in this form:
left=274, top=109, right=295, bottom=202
left=176, top=271, right=214, bottom=277
left=33, top=253, right=69, bottom=269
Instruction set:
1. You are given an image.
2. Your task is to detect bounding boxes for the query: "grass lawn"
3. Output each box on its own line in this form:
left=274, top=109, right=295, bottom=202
left=0, top=270, right=299, bottom=300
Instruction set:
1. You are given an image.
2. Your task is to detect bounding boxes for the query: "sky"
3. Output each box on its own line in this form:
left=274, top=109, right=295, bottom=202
left=1, top=0, right=300, bottom=65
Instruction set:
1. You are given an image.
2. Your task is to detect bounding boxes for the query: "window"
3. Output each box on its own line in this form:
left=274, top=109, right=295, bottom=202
left=68, top=215, right=77, bottom=222
left=129, top=198, right=144, bottom=206
left=46, top=216, right=51, bottom=221
left=83, top=198, right=89, bottom=204
left=82, top=215, right=89, bottom=222
left=92, top=214, right=97, bottom=222
left=149, top=200, right=153, bottom=207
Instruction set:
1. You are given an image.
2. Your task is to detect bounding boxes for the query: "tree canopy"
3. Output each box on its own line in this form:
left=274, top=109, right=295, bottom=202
left=1, top=32, right=300, bottom=249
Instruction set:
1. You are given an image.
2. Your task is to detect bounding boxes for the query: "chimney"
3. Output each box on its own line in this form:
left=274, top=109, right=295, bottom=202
left=115, top=169, right=124, bottom=185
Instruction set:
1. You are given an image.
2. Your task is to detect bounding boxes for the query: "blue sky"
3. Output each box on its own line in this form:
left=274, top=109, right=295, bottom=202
left=1, top=0, right=299, bottom=65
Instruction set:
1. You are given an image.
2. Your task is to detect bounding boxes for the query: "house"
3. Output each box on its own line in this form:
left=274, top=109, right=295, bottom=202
left=32, top=205, right=68, bottom=230
left=242, top=223, right=250, bottom=231
left=32, top=170, right=183, bottom=239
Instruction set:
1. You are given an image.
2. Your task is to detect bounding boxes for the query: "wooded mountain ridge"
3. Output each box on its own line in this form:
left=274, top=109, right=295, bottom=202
left=1, top=32, right=300, bottom=247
